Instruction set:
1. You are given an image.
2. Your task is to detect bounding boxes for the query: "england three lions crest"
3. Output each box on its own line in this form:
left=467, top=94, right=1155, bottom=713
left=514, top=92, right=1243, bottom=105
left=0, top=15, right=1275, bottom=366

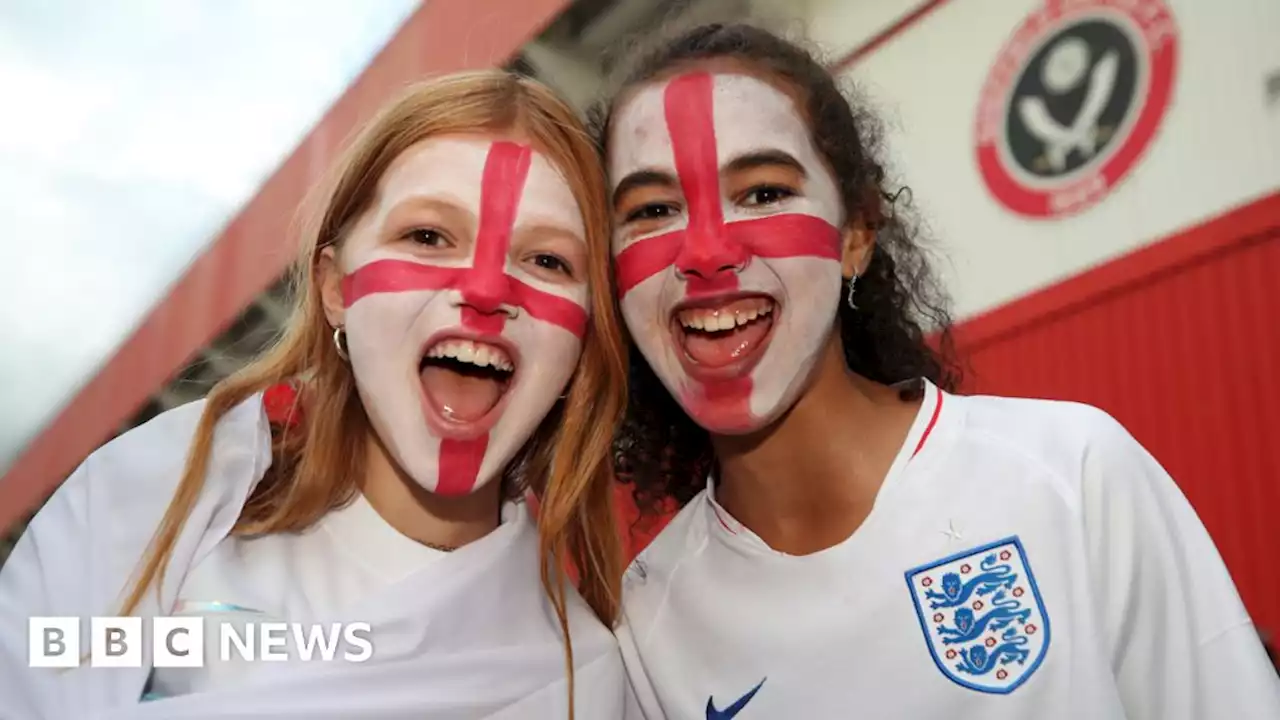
left=905, top=536, right=1050, bottom=694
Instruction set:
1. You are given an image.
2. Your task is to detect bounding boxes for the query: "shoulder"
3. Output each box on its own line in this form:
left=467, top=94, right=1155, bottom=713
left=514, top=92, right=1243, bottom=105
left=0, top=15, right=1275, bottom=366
left=947, top=392, right=1141, bottom=482
left=82, top=399, right=208, bottom=475
left=5, top=393, right=272, bottom=617
left=84, top=394, right=268, bottom=483
left=620, top=489, right=710, bottom=618
left=53, top=393, right=271, bottom=520
left=958, top=392, right=1130, bottom=448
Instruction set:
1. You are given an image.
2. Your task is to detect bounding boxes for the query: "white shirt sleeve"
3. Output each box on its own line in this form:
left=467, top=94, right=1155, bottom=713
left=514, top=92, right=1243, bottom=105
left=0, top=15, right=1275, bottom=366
left=1079, top=410, right=1280, bottom=719
left=0, top=463, right=93, bottom=720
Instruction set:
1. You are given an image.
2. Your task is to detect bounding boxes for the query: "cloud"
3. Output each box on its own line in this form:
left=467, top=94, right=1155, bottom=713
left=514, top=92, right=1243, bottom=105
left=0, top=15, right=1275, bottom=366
left=0, top=0, right=420, bottom=471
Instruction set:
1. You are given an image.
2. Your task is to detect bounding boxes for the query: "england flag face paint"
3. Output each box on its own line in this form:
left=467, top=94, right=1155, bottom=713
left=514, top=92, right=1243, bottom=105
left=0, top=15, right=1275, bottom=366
left=609, top=72, right=846, bottom=434
left=339, top=137, right=588, bottom=495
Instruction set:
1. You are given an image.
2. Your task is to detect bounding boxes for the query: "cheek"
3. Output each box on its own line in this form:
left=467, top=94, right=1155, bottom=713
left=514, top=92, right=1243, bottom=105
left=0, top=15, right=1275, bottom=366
left=508, top=321, right=583, bottom=391
left=505, top=267, right=592, bottom=342
left=774, top=257, right=842, bottom=339
left=618, top=275, right=670, bottom=348
left=343, top=291, right=439, bottom=365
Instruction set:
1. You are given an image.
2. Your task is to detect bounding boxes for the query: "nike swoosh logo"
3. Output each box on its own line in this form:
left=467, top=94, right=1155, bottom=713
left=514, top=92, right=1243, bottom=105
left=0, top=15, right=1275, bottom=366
left=706, top=678, right=766, bottom=720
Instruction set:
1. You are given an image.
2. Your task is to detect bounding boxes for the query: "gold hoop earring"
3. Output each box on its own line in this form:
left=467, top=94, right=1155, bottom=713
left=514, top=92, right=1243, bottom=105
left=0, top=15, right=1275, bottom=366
left=333, top=326, right=349, bottom=361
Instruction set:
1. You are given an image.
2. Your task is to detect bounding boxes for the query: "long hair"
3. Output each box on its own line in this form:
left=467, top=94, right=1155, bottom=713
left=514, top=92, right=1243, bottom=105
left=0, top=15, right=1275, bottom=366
left=590, top=23, right=960, bottom=512
left=118, top=71, right=627, bottom=704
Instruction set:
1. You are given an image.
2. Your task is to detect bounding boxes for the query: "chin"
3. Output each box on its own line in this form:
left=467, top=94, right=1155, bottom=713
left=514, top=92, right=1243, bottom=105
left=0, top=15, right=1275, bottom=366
left=665, top=348, right=818, bottom=437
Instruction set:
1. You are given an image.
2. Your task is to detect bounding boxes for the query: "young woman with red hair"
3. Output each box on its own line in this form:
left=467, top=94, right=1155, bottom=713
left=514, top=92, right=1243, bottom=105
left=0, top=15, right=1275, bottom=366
left=0, top=70, right=629, bottom=719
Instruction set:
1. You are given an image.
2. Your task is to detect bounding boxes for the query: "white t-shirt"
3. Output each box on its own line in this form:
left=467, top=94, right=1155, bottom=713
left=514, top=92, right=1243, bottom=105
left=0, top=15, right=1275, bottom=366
left=149, top=492, right=448, bottom=698
left=0, top=394, right=627, bottom=719
left=618, top=382, right=1280, bottom=719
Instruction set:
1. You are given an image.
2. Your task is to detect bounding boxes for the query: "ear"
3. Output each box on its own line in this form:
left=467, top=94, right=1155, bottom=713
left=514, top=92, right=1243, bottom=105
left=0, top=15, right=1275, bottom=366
left=316, top=246, right=347, bottom=329
left=840, top=221, right=875, bottom=279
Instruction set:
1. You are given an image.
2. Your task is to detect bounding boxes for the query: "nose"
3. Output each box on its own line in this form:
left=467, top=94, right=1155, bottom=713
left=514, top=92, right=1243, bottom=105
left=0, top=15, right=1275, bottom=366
left=456, top=267, right=516, bottom=317
left=674, top=224, right=748, bottom=280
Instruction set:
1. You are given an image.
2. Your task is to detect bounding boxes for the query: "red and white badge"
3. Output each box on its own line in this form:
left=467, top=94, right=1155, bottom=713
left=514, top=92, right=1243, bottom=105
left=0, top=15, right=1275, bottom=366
left=975, top=0, right=1178, bottom=218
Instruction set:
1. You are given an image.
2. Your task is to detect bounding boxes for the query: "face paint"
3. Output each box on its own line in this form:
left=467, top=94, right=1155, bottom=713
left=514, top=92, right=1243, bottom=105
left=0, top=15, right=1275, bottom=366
left=340, top=138, right=588, bottom=495
left=610, top=72, right=845, bottom=434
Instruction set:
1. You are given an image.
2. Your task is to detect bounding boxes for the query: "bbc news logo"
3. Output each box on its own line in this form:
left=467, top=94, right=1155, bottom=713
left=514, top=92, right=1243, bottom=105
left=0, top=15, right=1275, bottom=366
left=29, top=617, right=373, bottom=667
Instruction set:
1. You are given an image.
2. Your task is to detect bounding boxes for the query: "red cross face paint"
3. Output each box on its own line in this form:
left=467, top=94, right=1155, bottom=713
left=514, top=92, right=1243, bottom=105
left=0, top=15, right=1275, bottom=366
left=610, top=72, right=845, bottom=434
left=339, top=137, right=588, bottom=495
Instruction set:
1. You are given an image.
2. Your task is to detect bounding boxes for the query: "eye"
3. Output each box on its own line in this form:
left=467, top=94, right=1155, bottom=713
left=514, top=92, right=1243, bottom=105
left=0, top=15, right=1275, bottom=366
left=531, top=252, right=573, bottom=277
left=739, top=185, right=795, bottom=208
left=402, top=228, right=451, bottom=248
left=624, top=202, right=680, bottom=224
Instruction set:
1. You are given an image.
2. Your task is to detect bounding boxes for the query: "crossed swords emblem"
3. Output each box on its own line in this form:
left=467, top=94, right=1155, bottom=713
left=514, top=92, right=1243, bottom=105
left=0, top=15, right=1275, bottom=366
left=1017, top=35, right=1121, bottom=173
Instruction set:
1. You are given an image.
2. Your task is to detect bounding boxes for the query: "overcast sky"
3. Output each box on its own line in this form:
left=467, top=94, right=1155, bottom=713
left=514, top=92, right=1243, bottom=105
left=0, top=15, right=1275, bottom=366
left=0, top=0, right=420, bottom=473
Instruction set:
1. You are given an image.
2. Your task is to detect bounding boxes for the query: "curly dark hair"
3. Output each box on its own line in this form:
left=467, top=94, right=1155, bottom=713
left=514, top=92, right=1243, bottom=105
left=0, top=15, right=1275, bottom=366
left=590, top=22, right=961, bottom=515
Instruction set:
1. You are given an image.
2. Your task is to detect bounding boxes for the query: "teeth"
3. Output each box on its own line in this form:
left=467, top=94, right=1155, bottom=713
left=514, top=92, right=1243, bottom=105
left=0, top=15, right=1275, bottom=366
left=677, top=300, right=774, bottom=332
left=425, top=339, right=514, bottom=371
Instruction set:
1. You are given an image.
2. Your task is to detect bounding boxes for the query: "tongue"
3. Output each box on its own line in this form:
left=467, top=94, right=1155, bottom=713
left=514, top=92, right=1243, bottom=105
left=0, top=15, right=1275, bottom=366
left=682, top=315, right=772, bottom=368
left=421, top=366, right=504, bottom=422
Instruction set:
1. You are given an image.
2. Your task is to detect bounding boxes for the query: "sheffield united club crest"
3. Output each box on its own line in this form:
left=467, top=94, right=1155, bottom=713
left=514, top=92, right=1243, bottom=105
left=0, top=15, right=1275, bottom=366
left=905, top=537, right=1050, bottom=694
left=975, top=0, right=1178, bottom=218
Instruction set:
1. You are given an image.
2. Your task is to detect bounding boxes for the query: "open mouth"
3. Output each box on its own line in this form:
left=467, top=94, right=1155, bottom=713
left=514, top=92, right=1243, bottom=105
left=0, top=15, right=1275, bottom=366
left=419, top=336, right=516, bottom=431
left=671, top=294, right=776, bottom=378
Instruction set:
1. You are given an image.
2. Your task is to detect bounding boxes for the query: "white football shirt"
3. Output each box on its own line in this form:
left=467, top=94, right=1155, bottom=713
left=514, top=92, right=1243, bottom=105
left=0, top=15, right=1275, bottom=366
left=148, top=492, right=447, bottom=698
left=618, top=381, right=1280, bottom=719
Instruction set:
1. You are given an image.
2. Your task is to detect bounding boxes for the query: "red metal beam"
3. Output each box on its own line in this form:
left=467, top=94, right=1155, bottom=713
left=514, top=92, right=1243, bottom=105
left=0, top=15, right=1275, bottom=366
left=0, top=0, right=571, bottom=532
left=829, top=0, right=952, bottom=74
left=955, top=192, right=1280, bottom=352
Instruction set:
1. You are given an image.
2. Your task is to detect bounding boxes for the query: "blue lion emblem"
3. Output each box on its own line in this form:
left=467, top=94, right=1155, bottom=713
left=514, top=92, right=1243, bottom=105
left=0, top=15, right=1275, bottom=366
left=956, top=629, right=1031, bottom=676
left=906, top=536, right=1051, bottom=695
left=937, top=591, right=1032, bottom=645
left=925, top=552, right=1018, bottom=609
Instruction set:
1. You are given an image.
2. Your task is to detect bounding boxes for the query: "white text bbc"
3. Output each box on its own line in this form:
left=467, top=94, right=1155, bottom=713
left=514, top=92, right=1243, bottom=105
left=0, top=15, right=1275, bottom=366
left=28, top=617, right=373, bottom=668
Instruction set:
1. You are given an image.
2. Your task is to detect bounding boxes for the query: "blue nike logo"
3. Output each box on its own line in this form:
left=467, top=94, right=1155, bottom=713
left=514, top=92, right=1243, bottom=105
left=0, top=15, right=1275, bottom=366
left=705, top=678, right=766, bottom=719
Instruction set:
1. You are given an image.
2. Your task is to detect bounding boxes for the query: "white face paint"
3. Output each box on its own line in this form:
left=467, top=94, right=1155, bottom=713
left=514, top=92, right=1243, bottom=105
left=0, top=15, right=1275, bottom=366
left=609, top=72, right=846, bottom=434
left=340, top=136, right=589, bottom=494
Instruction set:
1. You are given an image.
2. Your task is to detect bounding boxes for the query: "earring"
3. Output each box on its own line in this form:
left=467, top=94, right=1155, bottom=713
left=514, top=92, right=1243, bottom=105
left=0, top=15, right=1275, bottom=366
left=846, top=275, right=859, bottom=311
left=332, top=326, right=349, bottom=361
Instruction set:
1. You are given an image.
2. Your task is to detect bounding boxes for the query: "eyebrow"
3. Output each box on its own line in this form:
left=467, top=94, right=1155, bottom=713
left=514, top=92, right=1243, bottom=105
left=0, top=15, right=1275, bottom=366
left=380, top=194, right=471, bottom=229
left=723, top=149, right=808, bottom=178
left=610, top=150, right=807, bottom=208
left=513, top=223, right=586, bottom=247
left=611, top=169, right=679, bottom=208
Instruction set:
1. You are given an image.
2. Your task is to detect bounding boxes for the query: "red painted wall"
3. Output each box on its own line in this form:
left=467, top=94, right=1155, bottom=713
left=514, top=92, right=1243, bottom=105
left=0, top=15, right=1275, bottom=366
left=956, top=191, right=1280, bottom=633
